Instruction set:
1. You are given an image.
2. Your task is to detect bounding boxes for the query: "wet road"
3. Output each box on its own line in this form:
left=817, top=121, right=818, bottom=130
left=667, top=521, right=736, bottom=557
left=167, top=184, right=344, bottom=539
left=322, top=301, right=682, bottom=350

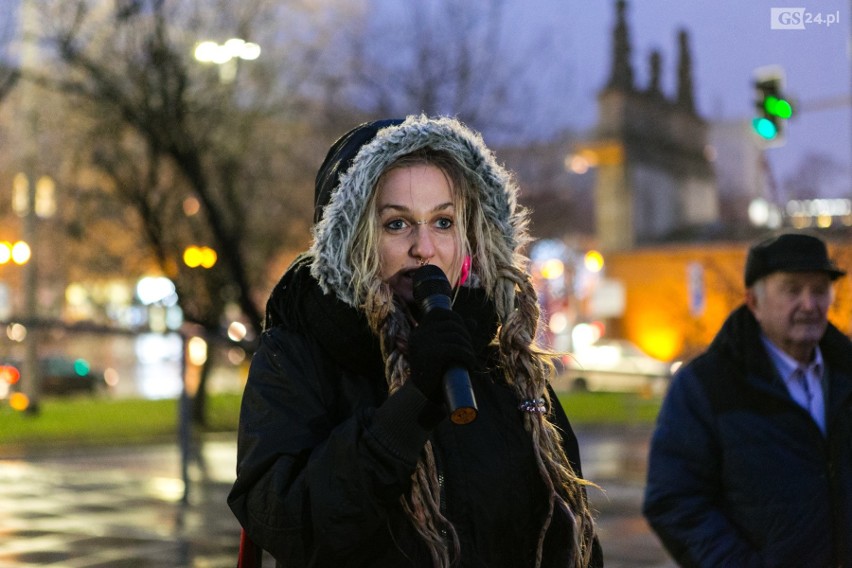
left=578, top=426, right=676, bottom=568
left=0, top=426, right=674, bottom=567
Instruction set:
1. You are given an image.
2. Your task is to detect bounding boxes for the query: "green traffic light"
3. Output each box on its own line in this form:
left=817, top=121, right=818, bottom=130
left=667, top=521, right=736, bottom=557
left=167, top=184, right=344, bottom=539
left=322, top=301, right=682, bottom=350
left=73, top=358, right=91, bottom=377
left=752, top=117, right=777, bottom=139
left=764, top=95, right=793, bottom=119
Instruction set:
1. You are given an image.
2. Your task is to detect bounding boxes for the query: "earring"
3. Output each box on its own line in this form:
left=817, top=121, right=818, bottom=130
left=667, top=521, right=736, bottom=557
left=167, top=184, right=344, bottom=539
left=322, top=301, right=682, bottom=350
left=458, top=255, right=472, bottom=286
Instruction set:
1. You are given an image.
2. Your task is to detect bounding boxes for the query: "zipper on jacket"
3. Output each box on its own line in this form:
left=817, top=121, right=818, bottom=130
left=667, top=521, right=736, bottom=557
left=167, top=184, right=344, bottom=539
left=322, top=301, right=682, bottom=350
left=438, top=471, right=446, bottom=513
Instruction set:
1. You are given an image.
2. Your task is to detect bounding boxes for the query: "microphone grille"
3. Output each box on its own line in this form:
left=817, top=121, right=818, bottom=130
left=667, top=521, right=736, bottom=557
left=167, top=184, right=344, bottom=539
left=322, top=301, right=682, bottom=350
left=413, top=265, right=451, bottom=302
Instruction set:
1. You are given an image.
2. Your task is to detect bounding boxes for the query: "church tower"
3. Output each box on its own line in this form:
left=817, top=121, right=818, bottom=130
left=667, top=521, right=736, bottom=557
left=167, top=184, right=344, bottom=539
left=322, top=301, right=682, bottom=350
left=592, top=0, right=718, bottom=251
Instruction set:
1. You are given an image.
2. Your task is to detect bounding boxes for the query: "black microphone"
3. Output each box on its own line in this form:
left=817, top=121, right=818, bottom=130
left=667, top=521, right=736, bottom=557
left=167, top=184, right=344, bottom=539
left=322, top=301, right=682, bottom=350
left=412, top=265, right=478, bottom=425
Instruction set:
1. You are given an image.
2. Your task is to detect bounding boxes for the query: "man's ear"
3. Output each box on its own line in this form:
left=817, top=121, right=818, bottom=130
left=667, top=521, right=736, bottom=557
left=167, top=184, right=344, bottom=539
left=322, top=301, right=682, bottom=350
left=744, top=288, right=758, bottom=314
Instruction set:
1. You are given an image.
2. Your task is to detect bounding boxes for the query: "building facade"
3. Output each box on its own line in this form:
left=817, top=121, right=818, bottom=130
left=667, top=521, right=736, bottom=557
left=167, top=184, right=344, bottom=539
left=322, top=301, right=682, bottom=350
left=591, top=0, right=718, bottom=251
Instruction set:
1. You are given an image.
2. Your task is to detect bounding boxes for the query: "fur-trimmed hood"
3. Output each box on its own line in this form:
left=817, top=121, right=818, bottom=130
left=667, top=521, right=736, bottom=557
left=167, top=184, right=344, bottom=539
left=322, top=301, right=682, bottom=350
left=309, top=114, right=526, bottom=308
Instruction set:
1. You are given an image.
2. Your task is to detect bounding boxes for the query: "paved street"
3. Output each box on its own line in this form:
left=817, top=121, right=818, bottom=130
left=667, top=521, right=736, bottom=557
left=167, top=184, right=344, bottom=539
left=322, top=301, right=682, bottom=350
left=0, top=436, right=242, bottom=567
left=0, top=426, right=674, bottom=567
left=579, top=426, right=676, bottom=568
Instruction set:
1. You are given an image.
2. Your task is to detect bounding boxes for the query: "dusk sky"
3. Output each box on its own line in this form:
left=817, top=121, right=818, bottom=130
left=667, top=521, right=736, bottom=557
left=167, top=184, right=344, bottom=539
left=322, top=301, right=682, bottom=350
left=510, top=0, right=851, bottom=198
left=4, top=1, right=849, bottom=198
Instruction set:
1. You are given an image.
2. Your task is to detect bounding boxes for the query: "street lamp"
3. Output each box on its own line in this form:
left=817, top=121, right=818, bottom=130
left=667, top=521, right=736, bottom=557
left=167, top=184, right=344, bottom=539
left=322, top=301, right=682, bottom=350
left=183, top=245, right=217, bottom=269
left=193, top=38, right=261, bottom=83
left=4, top=241, right=31, bottom=265
left=565, top=140, right=625, bottom=175
left=584, top=250, right=605, bottom=273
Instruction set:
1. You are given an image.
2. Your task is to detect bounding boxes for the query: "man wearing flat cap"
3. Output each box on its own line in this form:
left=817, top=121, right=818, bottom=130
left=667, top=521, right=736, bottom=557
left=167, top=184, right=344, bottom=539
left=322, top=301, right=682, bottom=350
left=643, top=232, right=852, bottom=567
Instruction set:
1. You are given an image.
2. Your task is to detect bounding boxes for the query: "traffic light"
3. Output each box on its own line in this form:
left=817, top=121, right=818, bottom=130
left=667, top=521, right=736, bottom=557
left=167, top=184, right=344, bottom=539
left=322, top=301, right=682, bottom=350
left=752, top=73, right=793, bottom=145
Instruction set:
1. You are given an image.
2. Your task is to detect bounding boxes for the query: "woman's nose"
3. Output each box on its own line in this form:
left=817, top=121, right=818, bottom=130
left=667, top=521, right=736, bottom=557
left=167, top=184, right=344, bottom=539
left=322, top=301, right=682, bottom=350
left=410, top=224, right=436, bottom=260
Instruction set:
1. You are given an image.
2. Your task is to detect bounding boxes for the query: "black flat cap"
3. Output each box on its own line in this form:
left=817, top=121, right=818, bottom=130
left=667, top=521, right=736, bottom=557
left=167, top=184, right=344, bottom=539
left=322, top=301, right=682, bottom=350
left=744, top=233, right=846, bottom=287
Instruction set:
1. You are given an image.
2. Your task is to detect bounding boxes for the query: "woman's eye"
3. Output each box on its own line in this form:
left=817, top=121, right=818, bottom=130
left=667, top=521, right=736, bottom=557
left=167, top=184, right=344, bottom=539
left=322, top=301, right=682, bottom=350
left=435, top=217, right=454, bottom=230
left=384, top=219, right=408, bottom=232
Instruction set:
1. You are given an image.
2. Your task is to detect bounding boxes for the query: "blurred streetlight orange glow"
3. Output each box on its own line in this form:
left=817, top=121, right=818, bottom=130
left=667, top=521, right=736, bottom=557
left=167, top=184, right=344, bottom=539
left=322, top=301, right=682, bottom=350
left=0, top=365, right=20, bottom=385
left=11, top=241, right=31, bottom=265
left=183, top=246, right=217, bottom=269
left=12, top=173, right=29, bottom=216
left=104, top=367, right=120, bottom=387
left=35, top=176, right=57, bottom=218
left=187, top=336, right=208, bottom=366
left=565, top=154, right=591, bottom=174
left=9, top=392, right=29, bottom=411
left=6, top=323, right=27, bottom=342
left=199, top=248, right=217, bottom=269
left=539, top=258, right=565, bottom=280
left=584, top=250, right=604, bottom=273
left=183, top=196, right=201, bottom=216
left=0, top=241, right=29, bottom=264
left=227, top=321, right=247, bottom=342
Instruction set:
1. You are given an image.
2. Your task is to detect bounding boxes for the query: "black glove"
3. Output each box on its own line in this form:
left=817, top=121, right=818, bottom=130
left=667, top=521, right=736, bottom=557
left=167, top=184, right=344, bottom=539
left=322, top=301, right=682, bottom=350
left=450, top=287, right=498, bottom=357
left=408, top=308, right=477, bottom=405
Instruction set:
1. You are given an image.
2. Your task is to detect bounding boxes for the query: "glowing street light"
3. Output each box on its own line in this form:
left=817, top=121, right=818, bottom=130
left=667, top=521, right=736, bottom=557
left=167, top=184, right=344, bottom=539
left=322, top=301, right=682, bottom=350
left=11, top=241, right=31, bottom=265
left=194, top=38, right=261, bottom=83
left=539, top=258, right=565, bottom=280
left=584, top=250, right=605, bottom=273
left=0, top=242, right=10, bottom=264
left=183, top=245, right=217, bottom=269
left=0, top=241, right=31, bottom=265
left=136, top=276, right=177, bottom=305
left=187, top=336, right=208, bottom=367
left=194, top=38, right=261, bottom=63
left=9, top=392, right=30, bottom=412
left=565, top=141, right=625, bottom=175
left=13, top=173, right=56, bottom=219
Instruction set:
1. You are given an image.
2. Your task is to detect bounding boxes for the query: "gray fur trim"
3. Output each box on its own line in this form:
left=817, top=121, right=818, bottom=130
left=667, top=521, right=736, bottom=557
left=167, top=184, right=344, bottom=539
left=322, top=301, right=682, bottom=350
left=309, top=114, right=521, bottom=307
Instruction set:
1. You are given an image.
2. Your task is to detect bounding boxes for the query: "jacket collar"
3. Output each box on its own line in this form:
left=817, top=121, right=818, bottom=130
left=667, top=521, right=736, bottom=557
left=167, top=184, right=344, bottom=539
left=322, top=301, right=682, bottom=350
left=265, top=254, right=385, bottom=379
left=711, top=304, right=852, bottom=413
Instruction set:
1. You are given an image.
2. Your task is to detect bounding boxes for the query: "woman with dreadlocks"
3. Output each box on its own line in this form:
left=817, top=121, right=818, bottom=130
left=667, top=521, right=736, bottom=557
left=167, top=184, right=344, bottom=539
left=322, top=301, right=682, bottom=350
left=228, top=115, right=602, bottom=567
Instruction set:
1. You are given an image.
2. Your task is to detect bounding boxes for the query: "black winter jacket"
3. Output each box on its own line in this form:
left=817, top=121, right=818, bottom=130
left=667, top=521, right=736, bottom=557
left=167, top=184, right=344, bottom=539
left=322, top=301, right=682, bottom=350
left=228, top=257, right=601, bottom=567
left=643, top=305, right=852, bottom=567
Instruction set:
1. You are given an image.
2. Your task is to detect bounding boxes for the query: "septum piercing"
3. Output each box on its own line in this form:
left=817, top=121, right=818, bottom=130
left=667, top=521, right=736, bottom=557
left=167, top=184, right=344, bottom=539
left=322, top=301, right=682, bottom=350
left=417, top=257, right=429, bottom=266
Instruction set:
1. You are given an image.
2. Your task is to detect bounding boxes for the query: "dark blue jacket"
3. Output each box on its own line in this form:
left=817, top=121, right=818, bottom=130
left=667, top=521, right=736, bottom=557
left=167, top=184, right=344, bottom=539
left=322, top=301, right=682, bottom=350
left=643, top=305, right=852, bottom=567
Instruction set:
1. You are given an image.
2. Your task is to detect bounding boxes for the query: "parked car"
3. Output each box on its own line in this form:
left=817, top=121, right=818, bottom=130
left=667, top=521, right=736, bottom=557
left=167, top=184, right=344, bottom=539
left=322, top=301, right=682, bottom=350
left=0, top=356, right=108, bottom=398
left=553, top=339, right=676, bottom=396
